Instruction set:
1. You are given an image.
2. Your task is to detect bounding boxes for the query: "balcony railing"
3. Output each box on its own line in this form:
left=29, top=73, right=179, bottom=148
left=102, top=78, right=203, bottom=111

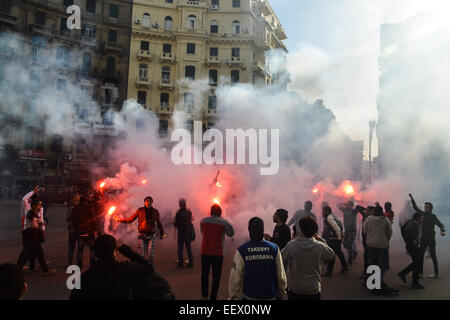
left=0, top=12, right=18, bottom=26
left=104, top=42, right=123, bottom=53
left=159, top=52, right=175, bottom=63
left=137, top=49, right=152, bottom=61
left=158, top=103, right=171, bottom=114
left=136, top=77, right=152, bottom=87
left=206, top=56, right=221, bottom=66
left=225, top=57, right=243, bottom=66
left=102, top=69, right=121, bottom=79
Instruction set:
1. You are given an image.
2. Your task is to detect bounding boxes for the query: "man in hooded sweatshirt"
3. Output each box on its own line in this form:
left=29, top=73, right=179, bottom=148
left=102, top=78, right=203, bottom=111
left=282, top=217, right=334, bottom=300
left=363, top=205, right=397, bottom=293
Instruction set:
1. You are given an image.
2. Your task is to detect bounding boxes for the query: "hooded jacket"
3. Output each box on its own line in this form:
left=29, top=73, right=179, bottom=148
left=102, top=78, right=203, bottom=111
left=363, top=215, right=392, bottom=249
left=281, top=237, right=335, bottom=295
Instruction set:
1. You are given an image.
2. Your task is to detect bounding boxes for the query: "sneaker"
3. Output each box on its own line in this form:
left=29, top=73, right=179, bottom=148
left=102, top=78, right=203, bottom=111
left=411, top=283, right=425, bottom=289
left=398, top=272, right=407, bottom=284
left=428, top=274, right=439, bottom=279
left=43, top=269, right=56, bottom=276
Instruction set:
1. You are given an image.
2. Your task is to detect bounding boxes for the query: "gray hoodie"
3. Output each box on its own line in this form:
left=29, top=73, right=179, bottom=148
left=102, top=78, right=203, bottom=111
left=362, top=215, right=392, bottom=249
left=281, top=237, right=335, bottom=295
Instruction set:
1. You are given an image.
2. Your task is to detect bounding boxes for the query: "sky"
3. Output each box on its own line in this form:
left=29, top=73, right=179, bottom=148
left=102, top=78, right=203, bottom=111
left=268, top=0, right=448, bottom=159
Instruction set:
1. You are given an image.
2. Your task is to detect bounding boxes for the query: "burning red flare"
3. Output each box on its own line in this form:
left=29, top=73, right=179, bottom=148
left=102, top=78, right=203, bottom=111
left=99, top=181, right=106, bottom=189
left=108, top=206, right=116, bottom=215
left=312, top=188, right=318, bottom=194
left=141, top=179, right=147, bottom=185
left=344, top=184, right=355, bottom=196
left=216, top=181, right=222, bottom=188
left=213, top=198, right=221, bottom=205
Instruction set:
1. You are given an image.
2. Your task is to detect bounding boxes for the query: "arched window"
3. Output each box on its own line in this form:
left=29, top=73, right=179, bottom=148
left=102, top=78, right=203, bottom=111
left=142, top=13, right=150, bottom=27
left=232, top=20, right=240, bottom=34
left=106, top=56, right=115, bottom=72
left=210, top=20, right=218, bottom=33
left=164, top=16, right=173, bottom=30
left=187, top=15, right=196, bottom=29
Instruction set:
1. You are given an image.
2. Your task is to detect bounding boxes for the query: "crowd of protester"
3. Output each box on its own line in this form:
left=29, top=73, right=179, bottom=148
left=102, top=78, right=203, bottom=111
left=0, top=186, right=447, bottom=300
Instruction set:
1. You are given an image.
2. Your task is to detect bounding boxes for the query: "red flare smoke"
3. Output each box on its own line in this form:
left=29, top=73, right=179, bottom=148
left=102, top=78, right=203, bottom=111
left=108, top=206, right=116, bottom=215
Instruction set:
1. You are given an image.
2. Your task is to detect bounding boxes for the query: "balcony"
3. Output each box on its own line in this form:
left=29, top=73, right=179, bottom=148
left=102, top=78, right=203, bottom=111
left=81, top=36, right=97, bottom=47
left=104, top=42, right=123, bottom=54
left=159, top=52, right=175, bottom=63
left=137, top=49, right=152, bottom=61
left=29, top=24, right=54, bottom=38
left=255, top=0, right=272, bottom=16
left=253, top=61, right=269, bottom=75
left=0, top=12, right=18, bottom=26
left=158, top=103, right=172, bottom=115
left=158, top=78, right=174, bottom=90
left=225, top=57, right=243, bottom=67
left=206, top=56, right=221, bottom=67
left=205, top=108, right=218, bottom=118
left=55, top=30, right=81, bottom=42
left=102, top=69, right=121, bottom=80
left=275, top=26, right=287, bottom=41
left=135, top=77, right=152, bottom=88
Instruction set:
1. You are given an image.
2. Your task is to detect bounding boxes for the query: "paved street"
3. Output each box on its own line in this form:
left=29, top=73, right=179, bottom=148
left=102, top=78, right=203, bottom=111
left=1, top=203, right=449, bottom=300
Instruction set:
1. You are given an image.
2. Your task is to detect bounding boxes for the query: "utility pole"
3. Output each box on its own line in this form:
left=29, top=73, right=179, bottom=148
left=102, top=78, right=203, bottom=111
left=369, top=121, right=377, bottom=184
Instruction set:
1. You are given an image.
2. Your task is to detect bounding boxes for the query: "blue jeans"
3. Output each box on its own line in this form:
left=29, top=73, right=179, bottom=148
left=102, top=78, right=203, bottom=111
left=139, top=234, right=155, bottom=264
left=367, top=247, right=389, bottom=286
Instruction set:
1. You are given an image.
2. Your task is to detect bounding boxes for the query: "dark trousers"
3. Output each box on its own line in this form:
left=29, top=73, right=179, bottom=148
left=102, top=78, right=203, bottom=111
left=367, top=247, right=388, bottom=286
left=419, top=237, right=438, bottom=275
left=68, top=232, right=77, bottom=265
left=326, top=239, right=348, bottom=273
left=201, top=254, right=223, bottom=300
left=287, top=290, right=321, bottom=300
left=400, top=243, right=420, bottom=284
left=17, top=228, right=49, bottom=273
left=18, top=231, right=36, bottom=270
left=177, top=231, right=193, bottom=266
left=362, top=235, right=369, bottom=275
left=344, top=231, right=357, bottom=263
left=76, top=233, right=95, bottom=270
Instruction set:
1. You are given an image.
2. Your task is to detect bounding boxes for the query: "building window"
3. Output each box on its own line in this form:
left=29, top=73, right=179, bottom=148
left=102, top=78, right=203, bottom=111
left=108, top=29, right=117, bottom=42
left=187, top=43, right=195, bottom=54
left=63, top=0, right=73, bottom=7
left=82, top=24, right=96, bottom=39
left=210, top=20, right=218, bottom=33
left=208, top=96, right=217, bottom=111
left=82, top=52, right=91, bottom=73
left=142, top=13, right=150, bottom=27
left=187, top=15, right=196, bottom=29
left=163, top=44, right=172, bottom=53
left=232, top=47, right=240, bottom=57
left=32, top=45, right=44, bottom=63
left=165, top=0, right=173, bottom=3
left=162, top=66, right=170, bottom=83
left=35, top=11, right=46, bottom=26
left=0, top=0, right=12, bottom=13
left=184, top=120, right=193, bottom=131
left=232, top=20, right=240, bottom=34
left=210, top=47, right=218, bottom=57
left=211, top=0, right=219, bottom=6
left=106, top=57, right=115, bottom=72
left=209, top=69, right=217, bottom=85
left=140, top=41, right=149, bottom=50
left=139, top=64, right=148, bottom=80
left=160, top=93, right=169, bottom=107
left=56, top=78, right=66, bottom=91
left=185, top=66, right=195, bottom=80
left=56, top=46, right=69, bottom=66
left=159, top=119, right=168, bottom=135
left=60, top=17, right=69, bottom=33
left=184, top=93, right=194, bottom=112
left=86, top=0, right=96, bottom=13
left=232, top=0, right=240, bottom=8
left=24, top=132, right=35, bottom=149
left=231, top=70, right=239, bottom=83
left=137, top=91, right=146, bottom=106
left=109, top=4, right=118, bottom=18
left=164, top=16, right=173, bottom=30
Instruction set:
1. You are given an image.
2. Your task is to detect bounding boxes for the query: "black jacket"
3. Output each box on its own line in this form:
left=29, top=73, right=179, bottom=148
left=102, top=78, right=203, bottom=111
left=70, top=244, right=174, bottom=300
left=403, top=219, right=422, bottom=245
left=70, top=202, right=97, bottom=235
left=174, top=208, right=193, bottom=231
left=411, top=199, right=445, bottom=239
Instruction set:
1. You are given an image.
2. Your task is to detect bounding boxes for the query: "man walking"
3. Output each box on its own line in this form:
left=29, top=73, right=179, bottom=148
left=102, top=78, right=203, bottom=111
left=398, top=212, right=425, bottom=289
left=114, top=196, right=166, bottom=264
left=338, top=201, right=365, bottom=264
left=200, top=204, right=234, bottom=300
left=322, top=206, right=348, bottom=276
left=282, top=217, right=335, bottom=300
left=288, top=201, right=316, bottom=238
left=409, top=193, right=445, bottom=278
left=173, top=198, right=194, bottom=268
left=229, top=217, right=286, bottom=300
